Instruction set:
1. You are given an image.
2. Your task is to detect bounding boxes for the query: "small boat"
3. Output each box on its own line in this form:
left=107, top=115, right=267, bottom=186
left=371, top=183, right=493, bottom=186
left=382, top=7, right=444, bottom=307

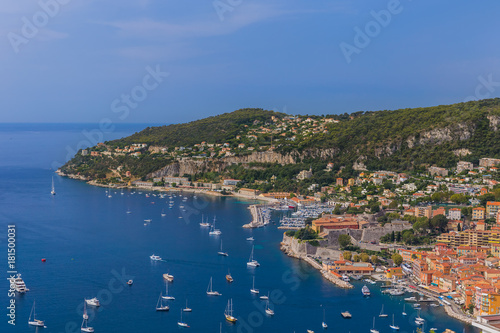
left=415, top=309, right=425, bottom=325
left=370, top=316, right=379, bottom=333
left=342, top=274, right=350, bottom=282
left=379, top=305, right=388, bottom=317
left=50, top=176, right=56, bottom=195
left=404, top=296, right=417, bottom=302
left=390, top=289, right=405, bottom=296
left=163, top=273, right=174, bottom=282
left=341, top=311, right=352, bottom=318
left=307, top=330, right=315, bottom=333
left=265, top=299, right=274, bottom=316
left=389, top=314, right=399, bottom=330
left=226, top=270, right=234, bottom=283
left=85, top=297, right=100, bottom=307
left=322, top=308, right=328, bottom=329
left=183, top=299, right=192, bottom=312
left=225, top=299, right=237, bottom=323
left=206, top=277, right=221, bottom=296
left=28, top=300, right=46, bottom=328
left=260, top=292, right=269, bottom=300
left=144, top=219, right=152, bottom=223
left=246, top=237, right=254, bottom=241
left=126, top=209, right=131, bottom=214
left=362, top=285, right=371, bottom=296
left=402, top=304, right=407, bottom=316
left=127, top=280, right=133, bottom=285
left=217, top=240, right=228, bottom=256
left=177, top=309, right=189, bottom=328
left=209, top=217, right=222, bottom=235
left=247, top=245, right=260, bottom=267
left=161, top=209, right=166, bottom=217
left=81, top=301, right=94, bottom=332
left=156, top=293, right=169, bottom=311
left=150, top=254, right=161, bottom=261
left=430, top=328, right=438, bottom=332
left=162, top=283, right=175, bottom=300
left=250, top=276, right=259, bottom=294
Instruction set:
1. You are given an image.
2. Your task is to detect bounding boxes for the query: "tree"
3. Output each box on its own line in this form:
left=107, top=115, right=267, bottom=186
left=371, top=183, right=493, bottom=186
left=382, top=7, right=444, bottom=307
left=450, top=193, right=468, bottom=204
left=371, top=255, right=379, bottom=264
left=333, top=204, right=341, bottom=215
left=461, top=207, right=472, bottom=218
left=343, top=251, right=352, bottom=261
left=431, top=214, right=448, bottom=233
left=457, top=223, right=461, bottom=231
left=413, top=217, right=430, bottom=234
left=360, top=253, right=370, bottom=262
left=467, top=303, right=474, bottom=315
left=392, top=253, right=403, bottom=266
left=390, top=231, right=395, bottom=242
left=338, top=234, right=352, bottom=249
left=353, top=254, right=360, bottom=262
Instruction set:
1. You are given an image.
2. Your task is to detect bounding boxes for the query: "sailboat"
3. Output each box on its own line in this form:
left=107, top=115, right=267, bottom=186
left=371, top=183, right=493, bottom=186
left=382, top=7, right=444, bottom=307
left=81, top=301, right=94, bottom=332
left=250, top=276, right=259, bottom=294
left=156, top=293, right=169, bottom=311
left=177, top=309, right=189, bottom=328
left=200, top=214, right=210, bottom=227
left=162, top=282, right=175, bottom=300
left=370, top=317, right=379, bottom=333
left=415, top=309, right=425, bottom=325
left=389, top=314, right=399, bottom=330
left=28, top=300, right=46, bottom=327
left=379, top=304, right=388, bottom=317
left=247, top=245, right=260, bottom=267
left=322, top=307, right=328, bottom=329
left=260, top=292, right=269, bottom=300
left=207, top=277, right=221, bottom=296
left=224, top=299, right=237, bottom=323
left=209, top=217, right=222, bottom=235
left=402, top=304, right=407, bottom=316
left=218, top=240, right=228, bottom=256
left=161, top=209, right=166, bottom=217
left=50, top=177, right=56, bottom=195
left=265, top=299, right=274, bottom=316
left=226, top=269, right=234, bottom=283
left=183, top=299, right=192, bottom=312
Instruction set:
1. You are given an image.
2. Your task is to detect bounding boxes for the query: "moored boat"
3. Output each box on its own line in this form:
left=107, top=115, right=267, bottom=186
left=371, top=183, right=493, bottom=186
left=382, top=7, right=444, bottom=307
left=362, top=285, right=371, bottom=296
left=225, top=299, right=237, bottom=323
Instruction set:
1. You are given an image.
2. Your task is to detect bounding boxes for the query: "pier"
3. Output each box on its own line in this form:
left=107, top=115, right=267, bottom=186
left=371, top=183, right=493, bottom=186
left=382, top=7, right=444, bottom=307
left=243, top=204, right=271, bottom=228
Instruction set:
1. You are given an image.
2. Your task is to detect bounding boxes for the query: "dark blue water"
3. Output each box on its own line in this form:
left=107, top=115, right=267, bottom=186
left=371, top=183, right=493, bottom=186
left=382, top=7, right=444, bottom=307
left=0, top=124, right=478, bottom=333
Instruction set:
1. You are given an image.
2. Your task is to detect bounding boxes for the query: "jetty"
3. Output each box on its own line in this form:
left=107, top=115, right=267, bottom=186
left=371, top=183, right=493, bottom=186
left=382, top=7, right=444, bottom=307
left=243, top=204, right=270, bottom=228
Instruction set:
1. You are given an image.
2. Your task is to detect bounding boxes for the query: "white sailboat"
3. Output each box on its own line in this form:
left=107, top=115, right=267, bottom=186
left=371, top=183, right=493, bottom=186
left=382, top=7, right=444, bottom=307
left=199, top=214, right=210, bottom=227
left=50, top=177, right=56, bottom=195
left=209, top=217, right=222, bottom=235
left=247, top=245, right=260, bottom=267
left=81, top=301, right=94, bottom=332
left=206, top=277, right=221, bottom=296
left=402, top=304, right=407, bottom=316
left=265, top=299, right=274, bottom=316
left=260, top=292, right=269, bottom=300
left=183, top=299, right=192, bottom=312
left=161, top=209, right=166, bottom=217
left=162, top=282, right=175, bottom=300
left=218, top=240, right=228, bottom=256
left=177, top=309, right=189, bottom=328
left=156, top=293, right=169, bottom=311
left=379, top=304, right=388, bottom=317
left=370, top=316, right=379, bottom=333
left=322, top=307, right=328, bottom=329
left=28, top=300, right=46, bottom=328
left=250, top=276, right=259, bottom=294
left=389, top=314, right=399, bottom=330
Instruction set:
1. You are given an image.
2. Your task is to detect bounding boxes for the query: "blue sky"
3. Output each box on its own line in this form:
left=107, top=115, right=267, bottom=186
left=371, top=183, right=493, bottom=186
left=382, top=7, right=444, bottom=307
left=1, top=0, right=500, bottom=123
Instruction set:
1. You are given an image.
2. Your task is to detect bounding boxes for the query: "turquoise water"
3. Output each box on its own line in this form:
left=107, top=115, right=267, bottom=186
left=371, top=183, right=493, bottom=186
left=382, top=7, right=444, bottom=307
left=0, top=124, right=478, bottom=333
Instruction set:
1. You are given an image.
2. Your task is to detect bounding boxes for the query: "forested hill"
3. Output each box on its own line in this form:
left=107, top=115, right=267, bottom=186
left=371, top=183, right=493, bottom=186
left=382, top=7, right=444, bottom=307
left=110, top=108, right=287, bottom=147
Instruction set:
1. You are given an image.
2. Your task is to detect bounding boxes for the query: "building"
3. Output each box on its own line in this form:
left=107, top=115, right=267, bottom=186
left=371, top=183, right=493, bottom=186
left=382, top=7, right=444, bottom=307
left=260, top=192, right=291, bottom=199
left=429, top=166, right=449, bottom=177
left=415, top=206, right=432, bottom=219
left=486, top=202, right=500, bottom=218
left=480, top=158, right=500, bottom=168
left=223, top=179, right=241, bottom=186
left=473, top=207, right=486, bottom=220
left=297, top=168, right=313, bottom=180
left=457, top=161, right=474, bottom=173
left=238, top=188, right=261, bottom=196
left=336, top=178, right=344, bottom=186
left=448, top=208, right=462, bottom=220
left=348, top=178, right=355, bottom=186
left=164, top=177, right=189, bottom=186
left=311, top=214, right=359, bottom=232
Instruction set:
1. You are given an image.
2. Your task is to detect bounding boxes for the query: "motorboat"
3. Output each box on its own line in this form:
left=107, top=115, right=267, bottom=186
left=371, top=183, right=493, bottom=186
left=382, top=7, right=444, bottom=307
left=150, top=254, right=162, bottom=261
left=85, top=297, right=100, bottom=307
left=362, top=285, right=371, bottom=296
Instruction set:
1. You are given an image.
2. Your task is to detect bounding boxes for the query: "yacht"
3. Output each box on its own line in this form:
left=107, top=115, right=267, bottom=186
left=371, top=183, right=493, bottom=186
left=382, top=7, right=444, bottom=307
left=260, top=292, right=269, bottom=300
left=341, top=311, right=352, bottom=318
left=177, top=309, right=189, bottom=328
left=206, top=277, right=221, bottom=296
left=127, top=280, right=133, bottom=285
left=200, top=214, right=210, bottom=227
left=163, top=273, right=174, bottom=282
left=28, top=300, right=46, bottom=328
left=209, top=218, right=222, bottom=235
left=370, top=317, right=379, bottom=333
left=247, top=246, right=260, bottom=267
left=162, top=283, right=175, bottom=300
left=404, top=296, right=417, bottom=302
left=155, top=293, right=169, bottom=311
left=322, top=308, right=328, bottom=329
left=50, top=176, right=56, bottom=195
left=85, top=297, right=100, bottom=307
left=341, top=274, right=350, bottom=282
left=389, top=314, right=399, bottom=330
left=150, top=254, right=162, bottom=261
left=225, top=299, right=237, bottom=323
left=13, top=273, right=29, bottom=293
left=226, top=270, right=234, bottom=283
left=379, top=304, right=388, bottom=317
left=217, top=240, right=228, bottom=256
left=362, top=285, right=371, bottom=296
left=265, top=299, right=274, bottom=316
left=390, top=289, right=405, bottom=296
left=246, top=237, right=254, bottom=241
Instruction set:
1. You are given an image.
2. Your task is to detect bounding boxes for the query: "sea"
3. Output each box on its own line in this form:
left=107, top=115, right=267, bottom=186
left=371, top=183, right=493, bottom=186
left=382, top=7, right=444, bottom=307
left=0, top=123, right=479, bottom=333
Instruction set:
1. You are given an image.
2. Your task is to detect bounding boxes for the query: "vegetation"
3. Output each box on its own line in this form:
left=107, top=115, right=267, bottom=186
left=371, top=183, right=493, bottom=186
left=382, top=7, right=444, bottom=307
left=392, top=253, right=403, bottom=266
left=338, top=234, right=352, bottom=249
